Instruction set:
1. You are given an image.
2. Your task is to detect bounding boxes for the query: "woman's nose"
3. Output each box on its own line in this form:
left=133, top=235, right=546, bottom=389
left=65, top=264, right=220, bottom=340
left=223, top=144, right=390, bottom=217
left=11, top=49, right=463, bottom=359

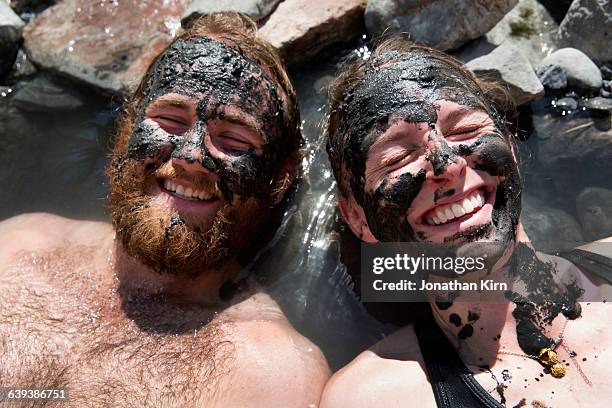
left=426, top=134, right=467, bottom=181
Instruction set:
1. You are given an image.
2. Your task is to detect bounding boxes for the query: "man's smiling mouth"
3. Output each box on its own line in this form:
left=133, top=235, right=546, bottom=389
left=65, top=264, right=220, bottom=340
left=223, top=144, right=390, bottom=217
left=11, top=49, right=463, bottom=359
left=423, top=188, right=487, bottom=226
left=158, top=178, right=220, bottom=202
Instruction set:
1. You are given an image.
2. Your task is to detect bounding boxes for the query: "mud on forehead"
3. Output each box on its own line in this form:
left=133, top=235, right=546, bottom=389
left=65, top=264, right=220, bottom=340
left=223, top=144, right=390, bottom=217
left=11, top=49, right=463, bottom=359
left=334, top=51, right=503, bottom=197
left=139, top=37, right=284, bottom=140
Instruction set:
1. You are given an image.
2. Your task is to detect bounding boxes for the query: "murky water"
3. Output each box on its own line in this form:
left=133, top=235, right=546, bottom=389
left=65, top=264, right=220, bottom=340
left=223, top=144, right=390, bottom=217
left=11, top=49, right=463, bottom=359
left=1, top=30, right=611, bottom=369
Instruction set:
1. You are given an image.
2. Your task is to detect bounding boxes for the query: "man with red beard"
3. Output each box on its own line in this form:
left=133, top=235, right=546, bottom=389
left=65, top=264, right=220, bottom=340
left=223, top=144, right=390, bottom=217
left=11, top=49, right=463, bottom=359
left=0, top=12, right=329, bottom=407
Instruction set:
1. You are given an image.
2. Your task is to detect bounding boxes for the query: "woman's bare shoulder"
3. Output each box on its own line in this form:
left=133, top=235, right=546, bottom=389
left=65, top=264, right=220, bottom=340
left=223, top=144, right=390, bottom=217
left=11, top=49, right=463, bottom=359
left=320, top=325, right=436, bottom=408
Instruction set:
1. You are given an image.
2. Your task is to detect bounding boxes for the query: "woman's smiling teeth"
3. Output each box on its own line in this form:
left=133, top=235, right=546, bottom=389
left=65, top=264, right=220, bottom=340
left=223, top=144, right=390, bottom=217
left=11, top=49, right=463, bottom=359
left=425, top=189, right=485, bottom=226
left=163, top=179, right=216, bottom=201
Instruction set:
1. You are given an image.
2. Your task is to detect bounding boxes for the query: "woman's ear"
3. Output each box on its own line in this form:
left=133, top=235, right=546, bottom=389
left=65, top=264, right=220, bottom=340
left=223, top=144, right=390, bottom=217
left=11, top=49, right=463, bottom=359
left=338, top=194, right=378, bottom=243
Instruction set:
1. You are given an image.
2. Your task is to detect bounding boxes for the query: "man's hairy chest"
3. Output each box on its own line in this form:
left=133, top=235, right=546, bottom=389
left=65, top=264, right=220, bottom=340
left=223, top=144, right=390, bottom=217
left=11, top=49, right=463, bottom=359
left=0, top=249, right=237, bottom=407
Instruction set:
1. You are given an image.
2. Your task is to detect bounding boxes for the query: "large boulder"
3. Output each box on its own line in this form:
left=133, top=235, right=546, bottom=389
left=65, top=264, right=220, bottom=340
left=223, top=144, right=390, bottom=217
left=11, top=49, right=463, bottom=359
left=536, top=48, right=602, bottom=91
left=558, top=0, right=612, bottom=63
left=576, top=187, right=612, bottom=241
left=522, top=196, right=584, bottom=252
left=0, top=0, right=25, bottom=80
left=12, top=74, right=85, bottom=112
left=182, top=0, right=281, bottom=25
left=365, top=0, right=518, bottom=51
left=259, top=0, right=366, bottom=65
left=467, top=43, right=544, bottom=105
left=23, top=0, right=192, bottom=94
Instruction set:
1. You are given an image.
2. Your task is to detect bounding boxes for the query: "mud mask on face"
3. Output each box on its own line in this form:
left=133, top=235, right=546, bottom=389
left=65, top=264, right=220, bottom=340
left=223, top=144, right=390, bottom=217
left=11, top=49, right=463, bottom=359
left=126, top=37, right=286, bottom=202
left=335, top=51, right=521, bottom=242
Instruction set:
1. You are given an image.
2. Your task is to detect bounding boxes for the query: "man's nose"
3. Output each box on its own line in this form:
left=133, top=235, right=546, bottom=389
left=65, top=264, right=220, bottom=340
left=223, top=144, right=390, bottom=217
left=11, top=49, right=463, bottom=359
left=171, top=124, right=209, bottom=171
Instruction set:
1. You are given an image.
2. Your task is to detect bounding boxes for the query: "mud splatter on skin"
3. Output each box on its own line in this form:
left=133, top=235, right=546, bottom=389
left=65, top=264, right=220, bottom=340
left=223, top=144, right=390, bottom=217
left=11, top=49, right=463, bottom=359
left=329, top=50, right=520, bottom=244
left=434, top=291, right=460, bottom=310
left=468, top=311, right=480, bottom=322
left=449, top=313, right=462, bottom=327
left=125, top=37, right=289, bottom=203
left=361, top=169, right=426, bottom=241
left=458, top=324, right=474, bottom=339
left=504, top=244, right=584, bottom=356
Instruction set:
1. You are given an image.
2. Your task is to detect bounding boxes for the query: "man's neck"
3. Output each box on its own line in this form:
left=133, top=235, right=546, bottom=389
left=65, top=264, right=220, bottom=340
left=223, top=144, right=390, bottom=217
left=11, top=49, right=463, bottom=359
left=111, top=237, right=243, bottom=306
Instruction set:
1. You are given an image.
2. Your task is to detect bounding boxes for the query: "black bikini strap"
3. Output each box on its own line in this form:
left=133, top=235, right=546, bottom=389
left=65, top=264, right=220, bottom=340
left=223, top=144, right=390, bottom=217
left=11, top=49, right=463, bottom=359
left=415, top=320, right=504, bottom=408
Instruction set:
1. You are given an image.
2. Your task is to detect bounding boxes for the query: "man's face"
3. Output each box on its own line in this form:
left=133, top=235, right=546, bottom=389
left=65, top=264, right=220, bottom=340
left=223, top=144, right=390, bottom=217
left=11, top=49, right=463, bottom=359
left=109, top=37, right=287, bottom=276
left=338, top=53, right=521, bottom=245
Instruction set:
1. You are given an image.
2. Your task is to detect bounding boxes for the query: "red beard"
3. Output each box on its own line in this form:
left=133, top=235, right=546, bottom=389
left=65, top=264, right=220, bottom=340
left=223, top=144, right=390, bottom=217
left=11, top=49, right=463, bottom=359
left=107, top=155, right=271, bottom=278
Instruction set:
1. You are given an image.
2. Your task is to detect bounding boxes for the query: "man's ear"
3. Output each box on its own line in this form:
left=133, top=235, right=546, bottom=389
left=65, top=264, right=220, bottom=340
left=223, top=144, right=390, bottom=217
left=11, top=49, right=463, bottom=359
left=272, top=150, right=301, bottom=205
left=338, top=194, right=378, bottom=243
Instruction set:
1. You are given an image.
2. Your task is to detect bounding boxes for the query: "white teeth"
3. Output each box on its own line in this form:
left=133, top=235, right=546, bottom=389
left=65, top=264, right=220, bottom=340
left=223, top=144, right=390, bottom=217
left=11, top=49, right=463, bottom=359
left=470, top=195, right=480, bottom=208
left=462, top=197, right=474, bottom=213
left=426, top=189, right=486, bottom=226
left=436, top=209, right=447, bottom=223
left=444, top=208, right=454, bottom=220
left=163, top=179, right=217, bottom=201
left=451, top=204, right=465, bottom=218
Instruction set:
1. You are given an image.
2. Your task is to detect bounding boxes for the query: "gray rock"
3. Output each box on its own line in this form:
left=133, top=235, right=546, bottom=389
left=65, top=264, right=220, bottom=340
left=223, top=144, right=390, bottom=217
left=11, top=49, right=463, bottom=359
left=8, top=48, right=36, bottom=78
left=467, top=43, right=544, bottom=105
left=534, top=112, right=612, bottom=170
left=536, top=48, right=602, bottom=91
left=1, top=1, right=24, bottom=27
left=365, top=0, right=518, bottom=51
left=482, top=0, right=559, bottom=66
left=8, top=1, right=56, bottom=14
left=181, top=0, right=281, bottom=25
left=12, top=74, right=85, bottom=111
left=0, top=0, right=25, bottom=80
left=581, top=96, right=612, bottom=113
left=602, top=89, right=611, bottom=98
left=603, top=80, right=611, bottom=91
left=602, top=65, right=612, bottom=80
left=522, top=196, right=584, bottom=252
left=558, top=0, right=612, bottom=63
left=576, top=187, right=612, bottom=241
left=555, top=97, right=578, bottom=111
left=535, top=64, right=567, bottom=89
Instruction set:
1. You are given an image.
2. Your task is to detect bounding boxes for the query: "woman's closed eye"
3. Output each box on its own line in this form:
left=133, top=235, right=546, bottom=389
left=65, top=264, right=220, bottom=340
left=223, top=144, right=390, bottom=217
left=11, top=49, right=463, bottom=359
left=381, top=148, right=415, bottom=168
left=446, top=126, right=485, bottom=141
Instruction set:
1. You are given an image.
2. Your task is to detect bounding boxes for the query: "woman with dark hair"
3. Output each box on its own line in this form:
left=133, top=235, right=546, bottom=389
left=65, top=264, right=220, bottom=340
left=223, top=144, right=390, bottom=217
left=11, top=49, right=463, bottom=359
left=321, top=36, right=612, bottom=407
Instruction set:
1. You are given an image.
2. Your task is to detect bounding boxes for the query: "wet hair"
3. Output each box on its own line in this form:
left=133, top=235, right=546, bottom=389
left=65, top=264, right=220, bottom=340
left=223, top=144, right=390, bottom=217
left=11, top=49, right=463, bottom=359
left=114, top=11, right=302, bottom=174
left=325, top=34, right=513, bottom=200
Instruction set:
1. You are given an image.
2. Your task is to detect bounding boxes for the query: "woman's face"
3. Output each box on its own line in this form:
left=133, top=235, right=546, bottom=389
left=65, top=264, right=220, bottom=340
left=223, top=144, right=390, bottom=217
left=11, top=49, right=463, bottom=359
left=361, top=99, right=517, bottom=244
left=337, top=54, right=522, bottom=245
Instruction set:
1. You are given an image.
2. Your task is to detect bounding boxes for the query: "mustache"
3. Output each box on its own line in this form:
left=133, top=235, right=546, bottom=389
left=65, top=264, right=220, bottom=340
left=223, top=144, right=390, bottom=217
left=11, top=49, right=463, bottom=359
left=152, top=161, right=223, bottom=197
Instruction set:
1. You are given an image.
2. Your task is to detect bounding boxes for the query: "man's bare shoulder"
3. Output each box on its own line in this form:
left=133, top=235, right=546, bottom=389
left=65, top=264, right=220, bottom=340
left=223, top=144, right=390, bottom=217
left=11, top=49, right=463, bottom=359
left=217, top=314, right=331, bottom=407
left=0, top=212, right=112, bottom=257
left=321, top=325, right=436, bottom=408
